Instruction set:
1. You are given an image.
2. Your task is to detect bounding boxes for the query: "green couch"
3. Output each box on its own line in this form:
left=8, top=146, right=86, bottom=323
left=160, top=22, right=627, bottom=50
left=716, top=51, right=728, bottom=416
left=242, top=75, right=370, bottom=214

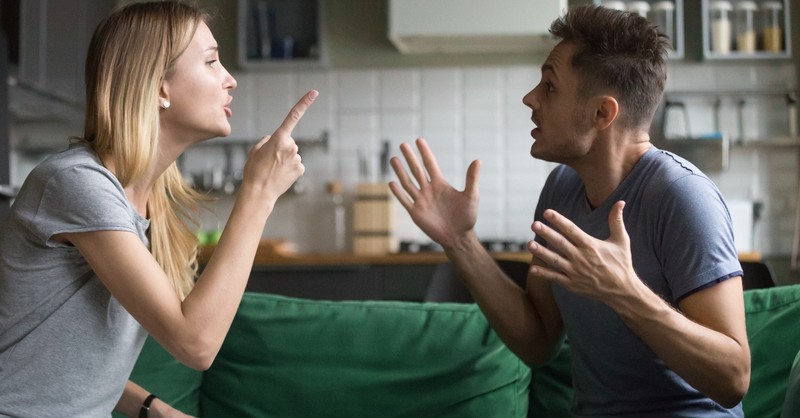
left=122, top=284, right=800, bottom=418
left=122, top=293, right=530, bottom=417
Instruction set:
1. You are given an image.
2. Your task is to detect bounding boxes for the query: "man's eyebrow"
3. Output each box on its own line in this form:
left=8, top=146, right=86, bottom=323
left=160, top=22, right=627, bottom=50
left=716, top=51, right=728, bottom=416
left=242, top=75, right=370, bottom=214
left=541, top=63, right=557, bottom=80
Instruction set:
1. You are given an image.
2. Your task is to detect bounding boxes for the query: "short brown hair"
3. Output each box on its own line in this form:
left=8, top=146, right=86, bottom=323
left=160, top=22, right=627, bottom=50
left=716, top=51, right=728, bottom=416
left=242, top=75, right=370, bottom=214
left=549, top=5, right=669, bottom=130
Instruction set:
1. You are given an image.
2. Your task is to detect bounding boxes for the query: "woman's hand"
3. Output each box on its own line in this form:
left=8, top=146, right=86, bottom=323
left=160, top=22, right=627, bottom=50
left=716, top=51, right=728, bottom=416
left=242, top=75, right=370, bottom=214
left=240, top=90, right=318, bottom=203
left=149, top=397, right=195, bottom=418
left=389, top=138, right=481, bottom=250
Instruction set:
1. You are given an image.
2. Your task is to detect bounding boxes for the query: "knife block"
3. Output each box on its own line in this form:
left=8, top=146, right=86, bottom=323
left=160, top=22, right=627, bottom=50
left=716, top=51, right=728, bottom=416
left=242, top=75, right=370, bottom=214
left=353, top=183, right=397, bottom=255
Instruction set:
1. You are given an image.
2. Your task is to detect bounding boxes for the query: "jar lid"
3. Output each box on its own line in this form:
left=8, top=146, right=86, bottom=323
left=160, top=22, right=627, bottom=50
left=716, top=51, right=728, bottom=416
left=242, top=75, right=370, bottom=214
left=652, top=1, right=676, bottom=11
left=627, top=1, right=651, bottom=12
left=600, top=1, right=627, bottom=11
left=710, top=1, right=733, bottom=11
left=761, top=1, right=783, bottom=10
left=735, top=1, right=757, bottom=11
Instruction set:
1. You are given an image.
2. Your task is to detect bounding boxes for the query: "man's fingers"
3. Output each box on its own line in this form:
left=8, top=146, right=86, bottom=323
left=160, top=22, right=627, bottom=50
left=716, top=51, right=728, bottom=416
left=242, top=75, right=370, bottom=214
left=464, top=159, right=481, bottom=197
left=273, top=90, right=318, bottom=137
left=388, top=181, right=413, bottom=211
left=400, top=142, right=429, bottom=187
left=390, top=155, right=419, bottom=199
left=543, top=209, right=589, bottom=247
left=416, top=138, right=443, bottom=181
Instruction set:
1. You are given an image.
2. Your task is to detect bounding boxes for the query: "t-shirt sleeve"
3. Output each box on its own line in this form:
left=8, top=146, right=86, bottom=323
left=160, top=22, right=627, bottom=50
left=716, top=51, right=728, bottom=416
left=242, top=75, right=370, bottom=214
left=27, top=164, right=139, bottom=247
left=656, top=175, right=742, bottom=300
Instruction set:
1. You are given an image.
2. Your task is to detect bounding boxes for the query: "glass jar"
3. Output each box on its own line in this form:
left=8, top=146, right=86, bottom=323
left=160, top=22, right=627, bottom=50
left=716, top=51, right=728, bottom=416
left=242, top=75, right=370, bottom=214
left=709, top=1, right=733, bottom=54
left=650, top=1, right=676, bottom=50
left=627, top=1, right=651, bottom=17
left=600, top=1, right=627, bottom=11
left=761, top=1, right=784, bottom=52
left=734, top=1, right=757, bottom=53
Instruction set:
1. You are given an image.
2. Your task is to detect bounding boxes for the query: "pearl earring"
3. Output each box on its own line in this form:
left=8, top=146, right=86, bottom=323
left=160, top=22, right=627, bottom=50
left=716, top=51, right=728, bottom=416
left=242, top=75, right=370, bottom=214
left=161, top=100, right=170, bottom=109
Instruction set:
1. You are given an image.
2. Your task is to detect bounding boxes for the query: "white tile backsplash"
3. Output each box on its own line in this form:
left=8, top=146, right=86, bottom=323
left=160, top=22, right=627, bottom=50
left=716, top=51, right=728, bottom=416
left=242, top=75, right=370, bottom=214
left=170, top=61, right=800, bottom=255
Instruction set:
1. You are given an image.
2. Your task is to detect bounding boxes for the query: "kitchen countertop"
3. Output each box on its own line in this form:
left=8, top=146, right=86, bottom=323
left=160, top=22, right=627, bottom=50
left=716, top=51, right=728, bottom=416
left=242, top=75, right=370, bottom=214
left=199, top=242, right=531, bottom=266
left=200, top=241, right=762, bottom=267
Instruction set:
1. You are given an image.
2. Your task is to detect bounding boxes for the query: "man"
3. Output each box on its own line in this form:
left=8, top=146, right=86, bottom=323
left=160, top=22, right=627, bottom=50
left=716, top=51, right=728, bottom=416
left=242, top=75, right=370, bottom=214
left=389, top=5, right=750, bottom=417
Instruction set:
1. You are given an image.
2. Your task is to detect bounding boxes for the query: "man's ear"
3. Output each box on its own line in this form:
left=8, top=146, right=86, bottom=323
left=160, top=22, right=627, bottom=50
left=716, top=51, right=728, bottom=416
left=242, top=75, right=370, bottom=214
left=593, top=96, right=619, bottom=131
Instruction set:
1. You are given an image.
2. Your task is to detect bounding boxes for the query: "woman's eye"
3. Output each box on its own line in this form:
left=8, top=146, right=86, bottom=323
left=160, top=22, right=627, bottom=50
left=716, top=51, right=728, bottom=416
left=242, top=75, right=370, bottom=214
left=207, top=59, right=218, bottom=67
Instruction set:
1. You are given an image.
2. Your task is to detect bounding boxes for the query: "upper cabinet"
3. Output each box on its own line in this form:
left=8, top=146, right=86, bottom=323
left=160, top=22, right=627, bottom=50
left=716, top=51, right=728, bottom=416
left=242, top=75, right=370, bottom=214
left=596, top=0, right=685, bottom=60
left=18, top=0, right=112, bottom=106
left=236, top=0, right=328, bottom=70
left=387, top=0, right=567, bottom=55
left=13, top=0, right=112, bottom=125
left=702, top=0, right=791, bottom=60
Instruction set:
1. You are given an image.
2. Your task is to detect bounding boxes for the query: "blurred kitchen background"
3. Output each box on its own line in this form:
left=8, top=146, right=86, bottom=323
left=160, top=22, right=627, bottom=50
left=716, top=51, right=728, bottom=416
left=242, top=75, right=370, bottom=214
left=1, top=0, right=799, bottom=271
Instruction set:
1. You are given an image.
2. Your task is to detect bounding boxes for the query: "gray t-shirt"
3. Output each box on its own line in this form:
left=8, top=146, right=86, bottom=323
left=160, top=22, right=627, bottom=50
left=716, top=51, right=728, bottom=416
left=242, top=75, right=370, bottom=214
left=0, top=144, right=149, bottom=417
left=534, top=147, right=744, bottom=417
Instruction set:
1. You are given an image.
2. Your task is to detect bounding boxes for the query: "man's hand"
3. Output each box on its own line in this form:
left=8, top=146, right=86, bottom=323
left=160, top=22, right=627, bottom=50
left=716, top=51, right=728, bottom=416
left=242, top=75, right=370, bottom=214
left=388, top=138, right=480, bottom=250
left=528, top=200, right=639, bottom=302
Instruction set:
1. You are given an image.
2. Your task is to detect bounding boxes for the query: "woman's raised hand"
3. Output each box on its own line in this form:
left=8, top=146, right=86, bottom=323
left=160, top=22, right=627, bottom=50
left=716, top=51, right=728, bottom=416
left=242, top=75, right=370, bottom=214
left=242, top=90, right=318, bottom=203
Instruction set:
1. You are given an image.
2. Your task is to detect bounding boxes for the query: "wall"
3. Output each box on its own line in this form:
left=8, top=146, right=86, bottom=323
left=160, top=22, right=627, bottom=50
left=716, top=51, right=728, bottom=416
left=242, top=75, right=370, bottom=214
left=181, top=58, right=798, bottom=255
left=9, top=0, right=800, bottom=256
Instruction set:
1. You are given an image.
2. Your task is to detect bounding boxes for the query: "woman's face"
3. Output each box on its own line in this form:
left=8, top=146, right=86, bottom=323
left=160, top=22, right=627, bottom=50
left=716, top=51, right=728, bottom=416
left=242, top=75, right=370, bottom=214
left=160, top=21, right=237, bottom=144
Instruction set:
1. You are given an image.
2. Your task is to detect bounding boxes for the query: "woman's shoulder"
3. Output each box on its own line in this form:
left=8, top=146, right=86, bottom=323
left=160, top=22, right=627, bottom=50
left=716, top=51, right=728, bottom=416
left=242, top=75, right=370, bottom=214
left=29, top=144, right=113, bottom=183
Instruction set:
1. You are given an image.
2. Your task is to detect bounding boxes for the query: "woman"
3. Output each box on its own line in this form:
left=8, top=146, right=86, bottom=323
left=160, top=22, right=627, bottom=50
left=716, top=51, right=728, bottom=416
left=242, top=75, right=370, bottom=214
left=0, top=2, right=317, bottom=416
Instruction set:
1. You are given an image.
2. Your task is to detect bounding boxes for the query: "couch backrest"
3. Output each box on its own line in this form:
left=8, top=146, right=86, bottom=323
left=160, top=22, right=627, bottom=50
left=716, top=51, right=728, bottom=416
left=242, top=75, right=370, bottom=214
left=199, top=293, right=530, bottom=418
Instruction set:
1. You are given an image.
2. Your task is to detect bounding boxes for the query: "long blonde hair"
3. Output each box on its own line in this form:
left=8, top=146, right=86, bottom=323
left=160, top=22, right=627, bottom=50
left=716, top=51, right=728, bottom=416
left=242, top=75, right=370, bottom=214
left=82, top=1, right=208, bottom=299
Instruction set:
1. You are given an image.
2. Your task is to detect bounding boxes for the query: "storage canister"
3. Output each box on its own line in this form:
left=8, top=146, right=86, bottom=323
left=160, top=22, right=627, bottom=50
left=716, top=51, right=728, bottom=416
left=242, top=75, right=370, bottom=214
left=761, top=1, right=784, bottom=52
left=709, top=1, right=733, bottom=54
left=734, top=1, right=757, bottom=53
left=627, top=1, right=651, bottom=17
left=650, top=1, right=676, bottom=50
left=600, top=1, right=627, bottom=11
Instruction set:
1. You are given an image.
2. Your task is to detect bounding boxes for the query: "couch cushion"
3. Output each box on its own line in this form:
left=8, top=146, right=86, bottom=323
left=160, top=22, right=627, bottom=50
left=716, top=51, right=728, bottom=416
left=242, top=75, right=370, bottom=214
left=114, top=336, right=203, bottom=417
left=200, top=293, right=530, bottom=418
left=743, top=284, right=800, bottom=418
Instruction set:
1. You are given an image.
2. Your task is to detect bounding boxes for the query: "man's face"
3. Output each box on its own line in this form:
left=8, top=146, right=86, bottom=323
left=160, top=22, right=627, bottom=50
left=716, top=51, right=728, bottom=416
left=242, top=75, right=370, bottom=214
left=522, top=41, right=596, bottom=165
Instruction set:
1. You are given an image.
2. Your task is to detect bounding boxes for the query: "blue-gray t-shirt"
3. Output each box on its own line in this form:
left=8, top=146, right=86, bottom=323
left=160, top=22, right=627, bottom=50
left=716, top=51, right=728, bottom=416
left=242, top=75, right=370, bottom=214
left=534, top=146, right=743, bottom=417
left=0, top=144, right=149, bottom=417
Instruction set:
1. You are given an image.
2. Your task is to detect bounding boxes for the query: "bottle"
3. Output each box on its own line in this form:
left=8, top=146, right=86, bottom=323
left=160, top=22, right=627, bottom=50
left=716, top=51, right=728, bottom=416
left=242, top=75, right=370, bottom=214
left=650, top=1, right=676, bottom=50
left=600, top=1, right=627, bottom=11
left=709, top=1, right=733, bottom=54
left=326, top=181, right=346, bottom=253
left=734, top=1, right=757, bottom=53
left=761, top=1, right=784, bottom=52
left=627, top=1, right=651, bottom=17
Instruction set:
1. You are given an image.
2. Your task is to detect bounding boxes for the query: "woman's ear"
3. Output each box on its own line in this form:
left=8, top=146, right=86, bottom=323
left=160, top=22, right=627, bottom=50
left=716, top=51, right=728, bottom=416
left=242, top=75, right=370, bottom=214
left=592, top=96, right=619, bottom=131
left=158, top=83, right=170, bottom=109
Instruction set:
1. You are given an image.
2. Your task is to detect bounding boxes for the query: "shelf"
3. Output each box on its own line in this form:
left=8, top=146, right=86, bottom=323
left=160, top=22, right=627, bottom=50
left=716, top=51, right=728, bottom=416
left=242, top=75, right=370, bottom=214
left=734, top=136, right=800, bottom=147
left=236, top=0, right=329, bottom=70
left=192, top=131, right=329, bottom=151
left=701, top=0, right=792, bottom=60
left=595, top=0, right=685, bottom=60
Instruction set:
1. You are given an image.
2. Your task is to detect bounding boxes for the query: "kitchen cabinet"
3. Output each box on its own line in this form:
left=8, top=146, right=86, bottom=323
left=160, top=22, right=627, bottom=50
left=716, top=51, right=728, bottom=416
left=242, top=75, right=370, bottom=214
left=702, top=0, right=791, bottom=60
left=18, top=0, right=113, bottom=106
left=595, top=0, right=685, bottom=60
left=236, top=0, right=328, bottom=70
left=388, top=0, right=567, bottom=55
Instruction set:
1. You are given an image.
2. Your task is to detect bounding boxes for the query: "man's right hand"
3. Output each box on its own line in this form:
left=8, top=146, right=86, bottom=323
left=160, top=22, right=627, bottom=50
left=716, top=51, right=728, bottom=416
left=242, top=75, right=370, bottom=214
left=388, top=138, right=481, bottom=250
